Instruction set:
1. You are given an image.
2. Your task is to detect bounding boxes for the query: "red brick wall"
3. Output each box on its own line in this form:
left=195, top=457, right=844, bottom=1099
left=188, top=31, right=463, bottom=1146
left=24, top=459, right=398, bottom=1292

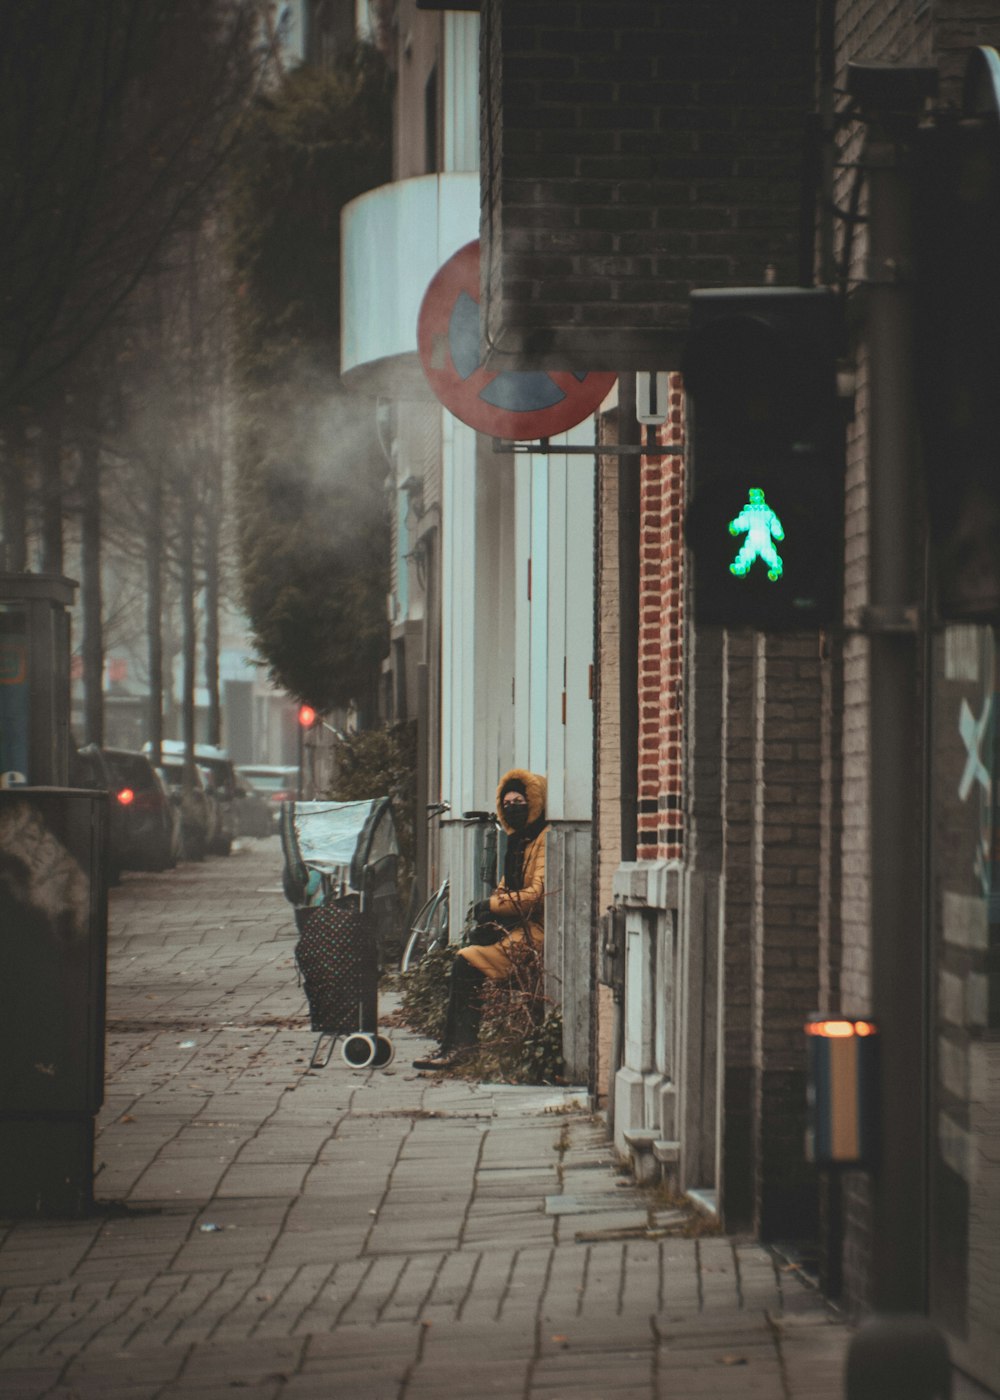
left=636, top=376, right=686, bottom=861
left=594, top=414, right=622, bottom=1104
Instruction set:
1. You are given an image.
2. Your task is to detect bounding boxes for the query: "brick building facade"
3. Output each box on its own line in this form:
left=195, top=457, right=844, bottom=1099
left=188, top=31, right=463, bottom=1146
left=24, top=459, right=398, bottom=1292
left=480, top=0, right=1000, bottom=1390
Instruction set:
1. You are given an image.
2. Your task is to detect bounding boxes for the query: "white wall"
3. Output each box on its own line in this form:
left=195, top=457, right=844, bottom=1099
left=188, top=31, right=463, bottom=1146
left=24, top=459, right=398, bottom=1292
left=340, top=173, right=479, bottom=386
left=442, top=419, right=595, bottom=822
left=511, top=422, right=595, bottom=819
left=443, top=14, right=479, bottom=174
left=440, top=412, right=478, bottom=821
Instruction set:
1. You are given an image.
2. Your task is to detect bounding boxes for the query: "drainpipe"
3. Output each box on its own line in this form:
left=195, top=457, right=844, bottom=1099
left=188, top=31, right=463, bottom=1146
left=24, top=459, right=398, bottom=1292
left=416, top=660, right=429, bottom=908
left=817, top=0, right=837, bottom=289
left=618, top=374, right=640, bottom=863
left=848, top=63, right=938, bottom=1314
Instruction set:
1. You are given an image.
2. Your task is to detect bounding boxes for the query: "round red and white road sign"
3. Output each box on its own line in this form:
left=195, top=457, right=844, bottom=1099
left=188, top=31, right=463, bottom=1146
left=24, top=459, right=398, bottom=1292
left=417, top=240, right=616, bottom=439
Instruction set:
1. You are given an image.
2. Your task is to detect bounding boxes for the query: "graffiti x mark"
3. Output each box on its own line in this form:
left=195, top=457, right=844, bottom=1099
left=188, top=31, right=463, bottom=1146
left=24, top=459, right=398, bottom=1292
left=958, top=696, right=992, bottom=802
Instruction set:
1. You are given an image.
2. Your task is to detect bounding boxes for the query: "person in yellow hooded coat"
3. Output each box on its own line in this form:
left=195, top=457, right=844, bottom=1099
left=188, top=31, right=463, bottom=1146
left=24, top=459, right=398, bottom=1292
left=413, top=768, right=547, bottom=1071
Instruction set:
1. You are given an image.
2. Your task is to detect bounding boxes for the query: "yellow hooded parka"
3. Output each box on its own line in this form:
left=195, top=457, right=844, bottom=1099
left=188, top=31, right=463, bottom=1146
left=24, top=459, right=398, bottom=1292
left=458, top=767, right=548, bottom=980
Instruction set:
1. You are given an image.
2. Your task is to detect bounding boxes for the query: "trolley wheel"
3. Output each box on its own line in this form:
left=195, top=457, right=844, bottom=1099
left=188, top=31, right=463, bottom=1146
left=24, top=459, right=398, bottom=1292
left=370, top=1035, right=395, bottom=1068
left=341, top=1033, right=376, bottom=1068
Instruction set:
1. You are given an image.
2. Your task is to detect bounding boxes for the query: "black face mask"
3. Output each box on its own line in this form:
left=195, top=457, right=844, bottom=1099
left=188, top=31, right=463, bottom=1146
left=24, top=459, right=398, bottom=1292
left=503, top=803, right=529, bottom=832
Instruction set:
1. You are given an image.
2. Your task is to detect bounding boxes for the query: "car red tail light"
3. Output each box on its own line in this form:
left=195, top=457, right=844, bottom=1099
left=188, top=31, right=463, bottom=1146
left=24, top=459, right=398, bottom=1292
left=116, top=787, right=135, bottom=806
left=270, top=789, right=293, bottom=803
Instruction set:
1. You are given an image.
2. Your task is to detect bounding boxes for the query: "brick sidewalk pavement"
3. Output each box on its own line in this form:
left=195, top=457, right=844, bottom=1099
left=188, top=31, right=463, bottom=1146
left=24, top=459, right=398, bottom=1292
left=1, top=838, right=855, bottom=1398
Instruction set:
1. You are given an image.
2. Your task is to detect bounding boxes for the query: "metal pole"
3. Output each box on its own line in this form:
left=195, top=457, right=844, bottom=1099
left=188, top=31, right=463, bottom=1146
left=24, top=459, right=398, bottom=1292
left=415, top=661, right=429, bottom=907
left=617, top=376, right=640, bottom=863
left=846, top=1315, right=951, bottom=1399
left=864, top=123, right=927, bottom=1313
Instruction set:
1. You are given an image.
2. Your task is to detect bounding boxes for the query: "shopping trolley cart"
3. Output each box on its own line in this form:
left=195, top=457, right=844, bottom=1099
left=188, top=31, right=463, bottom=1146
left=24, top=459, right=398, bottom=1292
left=279, top=797, right=399, bottom=1069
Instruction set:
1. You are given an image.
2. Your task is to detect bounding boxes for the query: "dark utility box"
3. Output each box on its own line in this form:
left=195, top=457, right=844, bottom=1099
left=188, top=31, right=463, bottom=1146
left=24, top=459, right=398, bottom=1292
left=0, top=788, right=109, bottom=1215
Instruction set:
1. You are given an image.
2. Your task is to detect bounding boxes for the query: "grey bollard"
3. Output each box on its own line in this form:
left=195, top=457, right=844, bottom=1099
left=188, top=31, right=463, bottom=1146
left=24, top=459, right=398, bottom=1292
left=846, top=1315, right=951, bottom=1399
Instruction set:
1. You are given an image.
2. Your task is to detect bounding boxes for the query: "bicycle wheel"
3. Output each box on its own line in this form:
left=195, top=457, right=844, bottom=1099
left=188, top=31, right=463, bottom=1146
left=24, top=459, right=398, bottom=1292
left=400, top=883, right=450, bottom=973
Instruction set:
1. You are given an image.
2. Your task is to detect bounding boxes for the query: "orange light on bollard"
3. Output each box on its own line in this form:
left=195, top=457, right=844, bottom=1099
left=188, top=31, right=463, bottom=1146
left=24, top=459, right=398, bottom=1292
left=805, top=1018, right=877, bottom=1038
left=805, top=1015, right=880, bottom=1166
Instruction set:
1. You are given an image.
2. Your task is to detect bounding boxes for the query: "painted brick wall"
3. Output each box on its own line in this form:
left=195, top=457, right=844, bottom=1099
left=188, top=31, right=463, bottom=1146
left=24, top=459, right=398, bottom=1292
left=751, top=633, right=824, bottom=1239
left=480, top=0, right=816, bottom=371
left=720, top=629, right=756, bottom=1229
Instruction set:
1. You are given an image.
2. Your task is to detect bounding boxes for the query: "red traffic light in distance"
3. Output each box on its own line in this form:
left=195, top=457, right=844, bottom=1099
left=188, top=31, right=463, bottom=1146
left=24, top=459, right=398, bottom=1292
left=298, top=704, right=317, bottom=729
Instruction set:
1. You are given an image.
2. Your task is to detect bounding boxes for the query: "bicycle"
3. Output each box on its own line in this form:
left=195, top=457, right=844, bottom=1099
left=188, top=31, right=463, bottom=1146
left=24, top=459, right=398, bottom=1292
left=399, top=808, right=503, bottom=974
left=399, top=877, right=450, bottom=973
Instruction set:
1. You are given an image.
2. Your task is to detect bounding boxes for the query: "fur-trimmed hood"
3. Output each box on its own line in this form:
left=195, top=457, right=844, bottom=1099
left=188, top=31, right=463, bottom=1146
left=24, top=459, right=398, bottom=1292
left=495, top=768, right=547, bottom=834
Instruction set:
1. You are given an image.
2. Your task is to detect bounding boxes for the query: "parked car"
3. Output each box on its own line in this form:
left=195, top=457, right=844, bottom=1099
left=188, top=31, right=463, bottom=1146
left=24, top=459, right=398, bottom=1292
left=195, top=751, right=238, bottom=854
left=155, top=767, right=184, bottom=867
left=149, top=742, right=238, bottom=856
left=198, top=764, right=223, bottom=852
left=235, top=765, right=299, bottom=832
left=70, top=742, right=127, bottom=882
left=101, top=748, right=176, bottom=872
left=155, top=754, right=212, bottom=861
left=233, top=774, right=274, bottom=838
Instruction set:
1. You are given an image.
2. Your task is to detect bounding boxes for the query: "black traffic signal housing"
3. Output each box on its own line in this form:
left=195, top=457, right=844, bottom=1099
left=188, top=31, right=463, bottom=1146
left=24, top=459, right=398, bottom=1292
left=683, top=287, right=845, bottom=630
left=914, top=98, right=1000, bottom=623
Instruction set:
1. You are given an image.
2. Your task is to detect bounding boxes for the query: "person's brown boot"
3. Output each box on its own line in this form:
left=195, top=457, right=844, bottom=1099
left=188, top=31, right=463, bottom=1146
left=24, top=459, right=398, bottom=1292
left=413, top=1048, right=466, bottom=1070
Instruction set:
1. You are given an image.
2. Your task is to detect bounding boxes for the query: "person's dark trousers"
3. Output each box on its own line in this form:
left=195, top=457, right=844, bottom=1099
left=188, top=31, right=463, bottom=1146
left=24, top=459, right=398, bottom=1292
left=443, top=956, right=486, bottom=1050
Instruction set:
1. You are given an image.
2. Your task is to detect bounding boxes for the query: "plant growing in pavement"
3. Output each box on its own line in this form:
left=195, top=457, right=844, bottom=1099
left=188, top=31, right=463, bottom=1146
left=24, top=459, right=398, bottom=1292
left=399, top=945, right=457, bottom=1047
left=467, top=941, right=565, bottom=1086
left=399, top=939, right=566, bottom=1086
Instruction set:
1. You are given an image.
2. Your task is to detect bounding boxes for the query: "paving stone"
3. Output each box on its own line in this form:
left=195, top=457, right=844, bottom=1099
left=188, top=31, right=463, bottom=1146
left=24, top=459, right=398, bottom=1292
left=460, top=1221, right=554, bottom=1251
left=167, top=1276, right=267, bottom=1346
left=0, top=1368, right=67, bottom=1399
left=0, top=841, right=864, bottom=1400
left=61, top=1345, right=189, bottom=1386
left=179, top=1334, right=306, bottom=1383
left=365, top=1225, right=461, bottom=1257
left=160, top=1385, right=283, bottom=1400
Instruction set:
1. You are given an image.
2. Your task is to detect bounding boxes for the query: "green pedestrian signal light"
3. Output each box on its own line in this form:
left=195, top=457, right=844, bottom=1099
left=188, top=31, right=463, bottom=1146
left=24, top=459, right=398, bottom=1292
left=683, top=287, right=845, bottom=630
left=728, top=488, right=784, bottom=581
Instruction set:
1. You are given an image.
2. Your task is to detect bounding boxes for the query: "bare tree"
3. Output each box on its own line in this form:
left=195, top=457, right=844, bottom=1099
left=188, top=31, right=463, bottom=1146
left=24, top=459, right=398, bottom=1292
left=0, top=0, right=261, bottom=414
left=38, top=395, right=66, bottom=575
left=95, top=212, right=235, bottom=763
left=2, top=0, right=262, bottom=755
left=77, top=408, right=104, bottom=744
left=0, top=418, right=29, bottom=571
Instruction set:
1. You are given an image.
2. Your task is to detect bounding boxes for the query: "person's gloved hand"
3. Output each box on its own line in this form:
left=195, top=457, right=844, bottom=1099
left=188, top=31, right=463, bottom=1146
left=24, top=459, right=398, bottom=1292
left=473, top=899, right=493, bottom=922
